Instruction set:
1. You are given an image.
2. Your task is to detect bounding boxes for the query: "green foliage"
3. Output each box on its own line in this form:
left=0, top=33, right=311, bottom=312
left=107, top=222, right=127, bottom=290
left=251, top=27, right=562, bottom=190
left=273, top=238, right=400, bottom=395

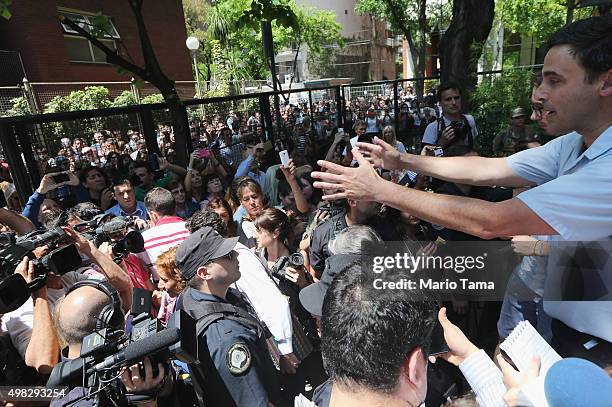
left=43, top=86, right=112, bottom=114
left=111, top=90, right=137, bottom=107
left=0, top=0, right=10, bottom=19
left=140, top=93, right=165, bottom=104
left=471, top=69, right=535, bottom=156
left=499, top=0, right=596, bottom=42
left=42, top=86, right=112, bottom=138
left=183, top=0, right=342, bottom=81
left=5, top=96, right=31, bottom=117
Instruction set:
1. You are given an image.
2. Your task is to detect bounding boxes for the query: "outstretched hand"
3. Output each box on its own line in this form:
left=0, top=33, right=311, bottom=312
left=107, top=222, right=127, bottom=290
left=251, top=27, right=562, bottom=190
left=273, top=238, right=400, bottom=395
left=312, top=148, right=382, bottom=201
left=356, top=136, right=403, bottom=170
left=429, top=307, right=479, bottom=366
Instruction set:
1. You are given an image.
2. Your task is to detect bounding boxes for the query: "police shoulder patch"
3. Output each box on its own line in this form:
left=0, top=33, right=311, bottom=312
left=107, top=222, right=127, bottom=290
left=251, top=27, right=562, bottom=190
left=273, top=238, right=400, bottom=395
left=226, top=341, right=251, bottom=375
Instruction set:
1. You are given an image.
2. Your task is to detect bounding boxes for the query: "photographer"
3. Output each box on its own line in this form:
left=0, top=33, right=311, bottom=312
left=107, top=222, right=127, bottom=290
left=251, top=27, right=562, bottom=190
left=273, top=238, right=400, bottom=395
left=23, top=171, right=80, bottom=228
left=421, top=83, right=478, bottom=157
left=254, top=208, right=327, bottom=404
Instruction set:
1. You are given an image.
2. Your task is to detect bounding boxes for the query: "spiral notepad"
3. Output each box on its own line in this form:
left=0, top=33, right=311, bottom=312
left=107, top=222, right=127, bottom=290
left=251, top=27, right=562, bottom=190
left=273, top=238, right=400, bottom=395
left=500, top=320, right=562, bottom=376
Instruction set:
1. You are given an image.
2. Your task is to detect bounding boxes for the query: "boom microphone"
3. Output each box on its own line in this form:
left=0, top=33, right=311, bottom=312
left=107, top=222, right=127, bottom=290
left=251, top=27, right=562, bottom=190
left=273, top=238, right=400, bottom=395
left=544, top=357, right=612, bottom=407
left=94, top=328, right=180, bottom=371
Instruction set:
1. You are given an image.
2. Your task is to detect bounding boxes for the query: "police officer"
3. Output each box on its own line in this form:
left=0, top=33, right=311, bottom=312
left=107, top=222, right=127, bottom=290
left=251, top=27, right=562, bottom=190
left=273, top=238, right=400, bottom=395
left=175, top=227, right=281, bottom=407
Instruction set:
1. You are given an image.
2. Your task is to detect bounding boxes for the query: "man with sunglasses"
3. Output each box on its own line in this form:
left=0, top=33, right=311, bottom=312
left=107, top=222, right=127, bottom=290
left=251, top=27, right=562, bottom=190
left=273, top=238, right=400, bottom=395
left=176, top=227, right=281, bottom=407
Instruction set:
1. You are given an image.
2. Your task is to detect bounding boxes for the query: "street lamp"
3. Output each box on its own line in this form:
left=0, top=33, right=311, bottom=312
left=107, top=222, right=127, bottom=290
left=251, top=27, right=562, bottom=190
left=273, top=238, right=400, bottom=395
left=186, top=36, right=205, bottom=119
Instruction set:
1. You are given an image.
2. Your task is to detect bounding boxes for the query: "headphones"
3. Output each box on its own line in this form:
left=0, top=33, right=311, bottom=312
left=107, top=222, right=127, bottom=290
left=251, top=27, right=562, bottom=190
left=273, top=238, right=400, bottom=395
left=65, top=279, right=123, bottom=331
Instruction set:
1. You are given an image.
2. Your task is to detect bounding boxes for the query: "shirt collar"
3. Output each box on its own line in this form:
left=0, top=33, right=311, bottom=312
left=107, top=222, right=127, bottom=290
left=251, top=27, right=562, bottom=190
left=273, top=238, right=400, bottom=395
left=583, top=125, right=612, bottom=161
left=155, top=216, right=185, bottom=226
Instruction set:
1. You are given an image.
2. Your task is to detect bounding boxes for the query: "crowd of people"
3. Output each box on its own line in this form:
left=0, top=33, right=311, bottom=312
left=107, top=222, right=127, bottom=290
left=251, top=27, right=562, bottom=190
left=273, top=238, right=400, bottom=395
left=0, top=14, right=610, bottom=407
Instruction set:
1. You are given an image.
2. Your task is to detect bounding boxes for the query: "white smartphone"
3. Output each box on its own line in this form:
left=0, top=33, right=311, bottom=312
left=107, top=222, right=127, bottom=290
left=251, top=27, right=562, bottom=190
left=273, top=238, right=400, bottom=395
left=337, top=128, right=344, bottom=135
left=433, top=147, right=444, bottom=157
left=279, top=150, right=290, bottom=166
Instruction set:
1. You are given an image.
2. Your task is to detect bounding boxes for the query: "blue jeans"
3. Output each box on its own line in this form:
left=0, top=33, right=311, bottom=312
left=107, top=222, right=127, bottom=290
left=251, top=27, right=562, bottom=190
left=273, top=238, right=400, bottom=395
left=497, top=272, right=552, bottom=342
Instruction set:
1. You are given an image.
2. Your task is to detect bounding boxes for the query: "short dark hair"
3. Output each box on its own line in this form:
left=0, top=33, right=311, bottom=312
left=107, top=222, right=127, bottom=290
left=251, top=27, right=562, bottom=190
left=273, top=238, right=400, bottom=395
left=66, top=202, right=103, bottom=222
left=186, top=209, right=226, bottom=235
left=132, top=160, right=151, bottom=173
left=144, top=187, right=175, bottom=216
left=545, top=15, right=612, bottom=83
left=437, top=82, right=461, bottom=101
left=321, top=262, right=438, bottom=392
left=79, top=166, right=108, bottom=184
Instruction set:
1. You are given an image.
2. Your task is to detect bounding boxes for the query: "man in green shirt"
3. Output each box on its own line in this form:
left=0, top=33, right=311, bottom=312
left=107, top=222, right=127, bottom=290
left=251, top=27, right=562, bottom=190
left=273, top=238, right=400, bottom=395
left=133, top=157, right=186, bottom=201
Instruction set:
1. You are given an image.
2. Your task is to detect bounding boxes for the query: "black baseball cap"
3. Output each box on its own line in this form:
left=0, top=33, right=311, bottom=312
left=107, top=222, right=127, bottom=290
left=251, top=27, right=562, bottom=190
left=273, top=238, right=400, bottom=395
left=176, top=226, right=239, bottom=280
left=299, top=253, right=361, bottom=317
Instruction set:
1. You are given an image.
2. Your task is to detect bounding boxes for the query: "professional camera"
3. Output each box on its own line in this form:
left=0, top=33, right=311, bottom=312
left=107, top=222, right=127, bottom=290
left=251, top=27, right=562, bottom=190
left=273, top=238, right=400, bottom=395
left=0, top=227, right=82, bottom=313
left=270, top=253, right=305, bottom=286
left=449, top=120, right=470, bottom=143
left=77, top=215, right=145, bottom=262
left=48, top=309, right=197, bottom=406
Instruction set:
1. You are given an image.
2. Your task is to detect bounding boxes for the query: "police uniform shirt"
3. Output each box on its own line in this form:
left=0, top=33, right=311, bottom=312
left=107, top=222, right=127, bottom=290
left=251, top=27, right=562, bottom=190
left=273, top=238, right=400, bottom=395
left=188, top=289, right=280, bottom=407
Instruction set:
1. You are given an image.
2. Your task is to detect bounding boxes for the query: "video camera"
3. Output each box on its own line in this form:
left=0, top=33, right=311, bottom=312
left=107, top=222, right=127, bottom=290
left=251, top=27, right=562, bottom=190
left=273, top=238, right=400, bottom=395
left=76, top=214, right=145, bottom=262
left=0, top=227, right=82, bottom=313
left=47, top=310, right=197, bottom=406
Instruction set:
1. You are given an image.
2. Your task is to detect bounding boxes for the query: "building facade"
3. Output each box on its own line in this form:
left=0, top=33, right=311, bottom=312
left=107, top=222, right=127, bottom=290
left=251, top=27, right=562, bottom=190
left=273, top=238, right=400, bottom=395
left=0, top=1, right=192, bottom=86
left=275, top=0, right=398, bottom=84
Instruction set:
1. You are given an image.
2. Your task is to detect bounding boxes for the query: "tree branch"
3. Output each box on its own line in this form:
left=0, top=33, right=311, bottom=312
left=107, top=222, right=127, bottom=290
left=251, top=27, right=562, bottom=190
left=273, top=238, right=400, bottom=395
left=127, top=0, right=175, bottom=93
left=59, top=15, right=150, bottom=81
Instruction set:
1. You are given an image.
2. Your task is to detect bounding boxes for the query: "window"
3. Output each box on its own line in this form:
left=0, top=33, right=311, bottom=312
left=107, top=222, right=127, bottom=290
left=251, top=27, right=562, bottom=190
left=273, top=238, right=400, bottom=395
left=58, top=10, right=120, bottom=63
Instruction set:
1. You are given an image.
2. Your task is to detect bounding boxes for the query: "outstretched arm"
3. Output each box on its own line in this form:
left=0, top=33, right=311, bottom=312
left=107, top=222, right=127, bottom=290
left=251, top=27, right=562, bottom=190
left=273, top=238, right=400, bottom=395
left=359, top=137, right=534, bottom=188
left=312, top=150, right=556, bottom=239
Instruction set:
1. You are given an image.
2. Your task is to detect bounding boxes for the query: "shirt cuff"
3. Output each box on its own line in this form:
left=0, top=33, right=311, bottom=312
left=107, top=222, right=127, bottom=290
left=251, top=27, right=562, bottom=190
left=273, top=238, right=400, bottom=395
left=276, top=339, right=294, bottom=355
left=459, top=349, right=505, bottom=399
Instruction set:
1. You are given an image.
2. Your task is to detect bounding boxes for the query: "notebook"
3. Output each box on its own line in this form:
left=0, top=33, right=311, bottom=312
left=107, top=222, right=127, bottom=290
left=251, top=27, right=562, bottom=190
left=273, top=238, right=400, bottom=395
left=500, top=320, right=562, bottom=407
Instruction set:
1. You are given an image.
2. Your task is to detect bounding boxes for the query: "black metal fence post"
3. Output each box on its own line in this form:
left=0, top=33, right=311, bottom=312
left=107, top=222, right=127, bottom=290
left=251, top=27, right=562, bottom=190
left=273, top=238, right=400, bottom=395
left=258, top=94, right=273, bottom=142
left=16, top=123, right=41, bottom=188
left=0, top=123, right=33, bottom=199
left=335, top=86, right=343, bottom=129
left=393, top=80, right=400, bottom=137
left=139, top=106, right=159, bottom=156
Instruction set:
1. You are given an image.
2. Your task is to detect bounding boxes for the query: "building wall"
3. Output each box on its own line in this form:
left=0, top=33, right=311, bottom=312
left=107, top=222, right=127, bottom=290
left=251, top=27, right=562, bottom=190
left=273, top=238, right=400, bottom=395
left=294, top=0, right=397, bottom=81
left=0, top=0, right=192, bottom=83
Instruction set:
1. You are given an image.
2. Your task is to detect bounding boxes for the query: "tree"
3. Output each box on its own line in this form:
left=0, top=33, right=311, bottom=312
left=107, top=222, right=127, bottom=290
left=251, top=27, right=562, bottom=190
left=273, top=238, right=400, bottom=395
left=439, top=0, right=495, bottom=103
left=183, top=0, right=342, bottom=83
left=356, top=0, right=443, bottom=98
left=499, top=0, right=597, bottom=43
left=58, top=0, right=192, bottom=166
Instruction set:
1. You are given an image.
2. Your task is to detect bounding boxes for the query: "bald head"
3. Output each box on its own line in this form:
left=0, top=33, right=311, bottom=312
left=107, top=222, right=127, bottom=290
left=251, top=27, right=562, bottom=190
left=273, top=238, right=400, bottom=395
left=56, top=286, right=112, bottom=348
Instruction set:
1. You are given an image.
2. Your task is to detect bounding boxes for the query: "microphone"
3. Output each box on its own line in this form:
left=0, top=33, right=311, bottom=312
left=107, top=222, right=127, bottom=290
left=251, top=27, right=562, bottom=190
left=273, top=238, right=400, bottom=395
left=94, top=328, right=180, bottom=371
left=544, top=357, right=612, bottom=407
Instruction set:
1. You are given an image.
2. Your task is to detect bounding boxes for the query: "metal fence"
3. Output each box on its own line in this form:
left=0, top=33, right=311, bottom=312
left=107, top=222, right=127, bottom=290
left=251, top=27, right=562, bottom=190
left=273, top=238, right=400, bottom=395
left=0, top=79, right=272, bottom=117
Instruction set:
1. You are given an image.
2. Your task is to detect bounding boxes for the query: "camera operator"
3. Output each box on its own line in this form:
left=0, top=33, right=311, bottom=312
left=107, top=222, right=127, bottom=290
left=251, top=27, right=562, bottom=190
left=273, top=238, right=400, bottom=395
left=51, top=281, right=169, bottom=407
left=1, top=225, right=132, bottom=377
left=421, top=83, right=478, bottom=157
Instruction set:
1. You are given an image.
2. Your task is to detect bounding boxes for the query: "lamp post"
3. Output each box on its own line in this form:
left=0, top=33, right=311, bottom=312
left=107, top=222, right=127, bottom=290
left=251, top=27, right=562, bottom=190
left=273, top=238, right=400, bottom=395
left=186, top=36, right=205, bottom=120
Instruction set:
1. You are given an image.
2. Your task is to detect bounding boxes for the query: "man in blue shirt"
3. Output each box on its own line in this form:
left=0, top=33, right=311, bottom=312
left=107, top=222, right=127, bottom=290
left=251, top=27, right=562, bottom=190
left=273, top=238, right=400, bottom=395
left=312, top=16, right=612, bottom=357
left=105, top=179, right=147, bottom=222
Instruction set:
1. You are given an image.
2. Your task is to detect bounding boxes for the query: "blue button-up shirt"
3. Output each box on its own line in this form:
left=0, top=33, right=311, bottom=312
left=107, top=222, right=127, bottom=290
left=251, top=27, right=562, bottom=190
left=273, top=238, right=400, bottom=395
left=105, top=201, right=147, bottom=221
